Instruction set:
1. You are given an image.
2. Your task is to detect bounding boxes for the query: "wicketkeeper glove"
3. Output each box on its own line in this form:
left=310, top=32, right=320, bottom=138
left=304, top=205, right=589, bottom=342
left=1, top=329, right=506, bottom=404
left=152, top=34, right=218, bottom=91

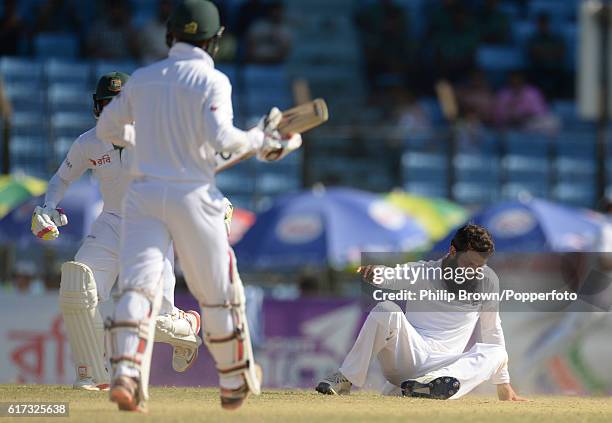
left=31, top=205, right=68, bottom=240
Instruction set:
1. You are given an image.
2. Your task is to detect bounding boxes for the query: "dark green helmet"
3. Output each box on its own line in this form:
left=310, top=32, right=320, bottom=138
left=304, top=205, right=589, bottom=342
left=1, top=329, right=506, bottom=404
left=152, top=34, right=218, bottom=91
left=168, top=0, right=221, bottom=42
left=93, top=71, right=130, bottom=118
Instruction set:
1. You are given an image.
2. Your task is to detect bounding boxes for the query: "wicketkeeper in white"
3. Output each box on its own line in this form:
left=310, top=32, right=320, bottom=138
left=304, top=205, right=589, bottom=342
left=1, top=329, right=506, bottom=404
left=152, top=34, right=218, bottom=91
left=96, top=0, right=301, bottom=412
left=31, top=72, right=202, bottom=391
left=316, top=224, right=527, bottom=401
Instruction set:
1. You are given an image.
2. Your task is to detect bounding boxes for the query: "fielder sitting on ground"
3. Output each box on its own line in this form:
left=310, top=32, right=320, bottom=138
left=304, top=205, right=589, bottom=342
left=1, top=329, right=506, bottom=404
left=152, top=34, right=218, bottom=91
left=316, top=224, right=527, bottom=401
left=95, top=0, right=301, bottom=412
left=31, top=72, right=202, bottom=391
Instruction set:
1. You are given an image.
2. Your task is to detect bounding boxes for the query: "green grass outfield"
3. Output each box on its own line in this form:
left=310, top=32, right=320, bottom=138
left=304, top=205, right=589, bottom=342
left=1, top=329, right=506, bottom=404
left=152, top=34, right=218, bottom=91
left=1, top=385, right=611, bottom=423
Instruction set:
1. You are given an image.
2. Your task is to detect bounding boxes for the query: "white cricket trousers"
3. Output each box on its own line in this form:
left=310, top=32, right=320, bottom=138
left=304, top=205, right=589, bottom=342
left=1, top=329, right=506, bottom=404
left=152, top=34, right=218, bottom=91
left=114, top=179, right=236, bottom=384
left=339, top=302, right=508, bottom=399
left=75, top=211, right=176, bottom=314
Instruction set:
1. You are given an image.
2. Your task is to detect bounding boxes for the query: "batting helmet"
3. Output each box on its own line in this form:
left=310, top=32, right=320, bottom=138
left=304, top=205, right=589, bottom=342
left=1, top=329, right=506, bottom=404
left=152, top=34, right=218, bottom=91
left=93, top=71, right=130, bottom=118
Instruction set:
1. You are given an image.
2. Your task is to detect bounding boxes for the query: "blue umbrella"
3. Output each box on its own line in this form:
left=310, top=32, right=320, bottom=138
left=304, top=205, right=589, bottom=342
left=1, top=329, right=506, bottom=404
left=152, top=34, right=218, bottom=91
left=0, top=179, right=102, bottom=248
left=430, top=198, right=607, bottom=253
left=234, top=187, right=429, bottom=269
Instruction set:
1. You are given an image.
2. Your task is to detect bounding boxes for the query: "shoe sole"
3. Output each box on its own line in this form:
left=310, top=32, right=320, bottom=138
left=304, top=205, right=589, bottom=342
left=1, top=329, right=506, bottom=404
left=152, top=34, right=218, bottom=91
left=172, top=310, right=202, bottom=373
left=315, top=382, right=338, bottom=395
left=220, top=364, right=263, bottom=411
left=110, top=386, right=142, bottom=412
left=401, top=377, right=460, bottom=400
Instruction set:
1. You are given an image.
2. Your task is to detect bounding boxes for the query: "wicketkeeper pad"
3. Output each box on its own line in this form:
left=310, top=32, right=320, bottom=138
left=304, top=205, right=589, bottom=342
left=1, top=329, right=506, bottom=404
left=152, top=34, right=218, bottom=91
left=59, top=261, right=109, bottom=387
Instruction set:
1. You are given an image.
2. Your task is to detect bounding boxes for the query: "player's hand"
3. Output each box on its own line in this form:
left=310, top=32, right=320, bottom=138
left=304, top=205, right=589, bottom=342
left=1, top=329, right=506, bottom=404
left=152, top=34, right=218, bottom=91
left=257, top=132, right=302, bottom=162
left=497, top=383, right=528, bottom=401
left=31, top=205, right=68, bottom=240
left=358, top=265, right=384, bottom=285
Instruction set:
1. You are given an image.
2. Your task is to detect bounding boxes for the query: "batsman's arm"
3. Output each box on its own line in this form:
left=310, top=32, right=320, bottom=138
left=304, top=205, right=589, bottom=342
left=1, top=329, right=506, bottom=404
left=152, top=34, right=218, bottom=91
left=96, top=81, right=134, bottom=147
left=205, top=75, right=263, bottom=153
left=45, top=140, right=88, bottom=209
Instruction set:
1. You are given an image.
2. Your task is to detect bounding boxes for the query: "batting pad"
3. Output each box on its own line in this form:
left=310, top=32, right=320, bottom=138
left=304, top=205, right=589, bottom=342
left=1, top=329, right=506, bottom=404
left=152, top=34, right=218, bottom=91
left=59, top=261, right=109, bottom=385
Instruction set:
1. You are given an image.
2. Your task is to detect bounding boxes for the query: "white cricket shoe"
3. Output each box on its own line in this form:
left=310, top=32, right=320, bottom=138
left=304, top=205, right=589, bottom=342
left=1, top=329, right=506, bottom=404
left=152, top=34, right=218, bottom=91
left=315, top=371, right=352, bottom=395
left=73, top=377, right=109, bottom=391
left=172, top=310, right=201, bottom=372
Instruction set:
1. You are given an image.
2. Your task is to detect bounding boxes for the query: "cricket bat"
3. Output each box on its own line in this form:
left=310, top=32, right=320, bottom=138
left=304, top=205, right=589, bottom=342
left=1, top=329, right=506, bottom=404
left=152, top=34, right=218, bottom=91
left=215, top=98, right=328, bottom=173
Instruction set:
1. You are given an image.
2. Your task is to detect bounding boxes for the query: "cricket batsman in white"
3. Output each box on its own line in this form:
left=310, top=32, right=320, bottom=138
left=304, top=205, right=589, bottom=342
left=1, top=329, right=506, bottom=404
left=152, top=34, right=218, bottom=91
left=316, top=224, right=527, bottom=401
left=31, top=72, right=202, bottom=391
left=95, top=0, right=301, bottom=412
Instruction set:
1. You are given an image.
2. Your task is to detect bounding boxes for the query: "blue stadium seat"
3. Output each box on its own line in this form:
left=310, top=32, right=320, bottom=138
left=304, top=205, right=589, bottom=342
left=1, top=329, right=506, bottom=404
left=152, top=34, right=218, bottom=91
left=502, top=182, right=549, bottom=199
left=3, top=83, right=45, bottom=112
left=48, top=84, right=91, bottom=113
left=10, top=136, right=50, bottom=177
left=216, top=170, right=255, bottom=194
left=453, top=153, right=500, bottom=184
left=11, top=112, right=47, bottom=137
left=0, top=57, right=43, bottom=83
left=257, top=172, right=300, bottom=194
left=503, top=131, right=550, bottom=156
left=34, top=33, right=79, bottom=59
left=528, top=0, right=576, bottom=23
left=217, top=64, right=237, bottom=86
left=243, top=65, right=289, bottom=91
left=50, top=112, right=95, bottom=139
left=53, top=137, right=74, bottom=162
left=402, top=152, right=447, bottom=184
left=403, top=182, right=448, bottom=198
left=551, top=100, right=578, bottom=126
left=513, top=20, right=536, bottom=48
left=453, top=182, right=498, bottom=205
left=553, top=182, right=596, bottom=207
left=477, top=46, right=526, bottom=72
left=555, top=132, right=596, bottom=158
left=502, top=155, right=550, bottom=183
left=45, top=60, right=91, bottom=86
left=554, top=157, right=595, bottom=182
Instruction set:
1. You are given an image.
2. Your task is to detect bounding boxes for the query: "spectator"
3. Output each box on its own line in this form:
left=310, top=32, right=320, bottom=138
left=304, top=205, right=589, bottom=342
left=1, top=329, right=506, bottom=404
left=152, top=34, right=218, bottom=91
left=235, top=0, right=267, bottom=38
left=494, top=71, right=559, bottom=134
left=477, top=0, right=511, bottom=44
left=527, top=13, right=567, bottom=98
left=138, top=0, right=173, bottom=64
left=33, top=0, right=81, bottom=34
left=456, top=69, right=496, bottom=125
left=354, top=0, right=416, bottom=92
left=85, top=0, right=138, bottom=60
left=0, top=0, right=22, bottom=55
left=246, top=1, right=292, bottom=64
left=430, top=5, right=479, bottom=82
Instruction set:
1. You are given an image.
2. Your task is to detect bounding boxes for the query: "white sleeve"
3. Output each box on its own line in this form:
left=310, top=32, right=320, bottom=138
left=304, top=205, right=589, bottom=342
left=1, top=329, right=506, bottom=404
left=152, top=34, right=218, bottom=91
left=45, top=140, right=88, bottom=208
left=44, top=173, right=70, bottom=209
left=96, top=84, right=134, bottom=147
left=479, top=272, right=510, bottom=384
left=204, top=76, right=263, bottom=153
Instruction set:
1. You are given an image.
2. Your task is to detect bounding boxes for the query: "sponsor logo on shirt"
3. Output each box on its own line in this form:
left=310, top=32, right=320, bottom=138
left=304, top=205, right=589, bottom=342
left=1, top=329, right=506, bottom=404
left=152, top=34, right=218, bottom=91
left=89, top=154, right=112, bottom=167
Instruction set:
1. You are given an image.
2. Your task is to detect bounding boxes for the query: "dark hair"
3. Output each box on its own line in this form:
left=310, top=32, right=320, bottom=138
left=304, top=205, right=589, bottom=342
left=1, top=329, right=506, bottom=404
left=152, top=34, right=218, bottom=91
left=451, top=224, right=495, bottom=255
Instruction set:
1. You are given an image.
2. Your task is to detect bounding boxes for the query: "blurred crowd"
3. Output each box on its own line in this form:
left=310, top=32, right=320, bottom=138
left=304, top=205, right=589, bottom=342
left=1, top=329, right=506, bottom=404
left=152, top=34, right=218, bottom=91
left=0, top=0, right=293, bottom=64
left=356, top=0, right=570, bottom=135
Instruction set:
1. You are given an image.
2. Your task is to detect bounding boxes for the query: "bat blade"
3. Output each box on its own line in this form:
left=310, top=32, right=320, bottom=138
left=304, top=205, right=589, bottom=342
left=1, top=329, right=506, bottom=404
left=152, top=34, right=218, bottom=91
left=215, top=99, right=328, bottom=173
left=277, top=98, right=328, bottom=135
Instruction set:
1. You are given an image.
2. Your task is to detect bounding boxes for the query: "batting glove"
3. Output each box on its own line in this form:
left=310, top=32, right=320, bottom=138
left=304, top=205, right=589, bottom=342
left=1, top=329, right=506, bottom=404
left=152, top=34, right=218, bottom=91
left=31, top=205, right=68, bottom=240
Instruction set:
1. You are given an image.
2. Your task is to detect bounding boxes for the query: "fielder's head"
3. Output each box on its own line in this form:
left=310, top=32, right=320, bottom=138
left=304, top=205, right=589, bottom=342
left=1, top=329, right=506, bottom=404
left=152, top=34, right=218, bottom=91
left=93, top=71, right=130, bottom=118
left=447, top=223, right=495, bottom=270
left=166, top=0, right=225, bottom=58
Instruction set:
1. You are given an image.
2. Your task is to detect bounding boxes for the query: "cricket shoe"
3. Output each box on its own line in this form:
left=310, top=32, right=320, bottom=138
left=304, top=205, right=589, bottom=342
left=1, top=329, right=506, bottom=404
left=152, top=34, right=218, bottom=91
left=155, top=310, right=203, bottom=372
left=315, top=371, right=352, bottom=395
left=172, top=310, right=202, bottom=372
left=73, top=376, right=109, bottom=391
left=110, top=375, right=145, bottom=413
left=220, top=363, right=263, bottom=411
left=401, top=376, right=460, bottom=400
